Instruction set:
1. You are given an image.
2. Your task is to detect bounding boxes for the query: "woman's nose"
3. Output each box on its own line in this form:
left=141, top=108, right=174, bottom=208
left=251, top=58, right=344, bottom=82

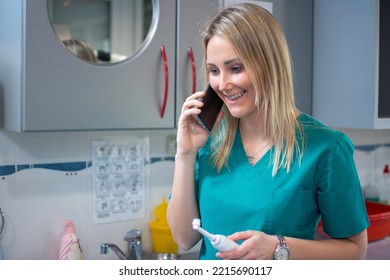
left=218, top=73, right=232, bottom=93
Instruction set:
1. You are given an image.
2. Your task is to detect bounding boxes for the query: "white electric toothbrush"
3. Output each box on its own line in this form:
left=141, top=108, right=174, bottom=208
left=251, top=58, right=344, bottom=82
left=192, top=218, right=239, bottom=252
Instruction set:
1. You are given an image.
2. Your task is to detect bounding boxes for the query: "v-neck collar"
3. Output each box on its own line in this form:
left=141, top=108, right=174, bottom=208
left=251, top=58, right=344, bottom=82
left=235, top=128, right=272, bottom=168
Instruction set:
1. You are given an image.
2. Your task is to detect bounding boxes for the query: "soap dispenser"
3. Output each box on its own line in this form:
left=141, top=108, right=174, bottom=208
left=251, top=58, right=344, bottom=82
left=58, top=220, right=83, bottom=260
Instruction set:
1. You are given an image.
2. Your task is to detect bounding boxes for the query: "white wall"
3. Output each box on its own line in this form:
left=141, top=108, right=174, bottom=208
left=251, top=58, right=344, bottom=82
left=0, top=129, right=183, bottom=260
left=340, top=129, right=390, bottom=191
left=0, top=127, right=389, bottom=259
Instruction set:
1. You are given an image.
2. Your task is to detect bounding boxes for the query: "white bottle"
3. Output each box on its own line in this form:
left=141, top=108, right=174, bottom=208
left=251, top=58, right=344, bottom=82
left=379, top=164, right=390, bottom=204
left=192, top=218, right=238, bottom=252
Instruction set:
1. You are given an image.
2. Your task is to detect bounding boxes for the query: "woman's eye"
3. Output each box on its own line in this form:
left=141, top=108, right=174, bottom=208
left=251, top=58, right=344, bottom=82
left=231, top=65, right=243, bottom=73
left=208, top=68, right=219, bottom=75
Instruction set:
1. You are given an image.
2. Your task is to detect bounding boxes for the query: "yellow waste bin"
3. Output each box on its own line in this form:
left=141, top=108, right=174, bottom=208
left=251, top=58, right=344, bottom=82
left=149, top=197, right=178, bottom=254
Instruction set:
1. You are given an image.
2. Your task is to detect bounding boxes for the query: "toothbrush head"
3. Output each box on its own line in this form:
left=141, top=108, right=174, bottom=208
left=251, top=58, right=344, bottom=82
left=192, top=218, right=201, bottom=229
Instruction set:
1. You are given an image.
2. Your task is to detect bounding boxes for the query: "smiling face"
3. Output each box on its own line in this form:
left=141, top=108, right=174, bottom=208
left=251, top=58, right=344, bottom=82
left=206, top=35, right=259, bottom=121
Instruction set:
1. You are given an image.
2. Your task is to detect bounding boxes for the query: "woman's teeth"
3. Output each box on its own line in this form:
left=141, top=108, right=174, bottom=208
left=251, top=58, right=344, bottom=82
left=226, top=91, right=245, bottom=101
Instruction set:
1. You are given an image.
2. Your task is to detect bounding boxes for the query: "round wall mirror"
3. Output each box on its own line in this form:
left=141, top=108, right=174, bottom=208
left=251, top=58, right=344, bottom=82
left=47, top=0, right=154, bottom=64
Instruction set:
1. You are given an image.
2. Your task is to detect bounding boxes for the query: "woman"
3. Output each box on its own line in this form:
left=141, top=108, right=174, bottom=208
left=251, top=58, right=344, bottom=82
left=167, top=3, right=369, bottom=260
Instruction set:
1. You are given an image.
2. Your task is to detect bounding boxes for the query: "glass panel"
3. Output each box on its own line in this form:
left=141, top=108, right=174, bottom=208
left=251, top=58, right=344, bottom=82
left=47, top=0, right=154, bottom=64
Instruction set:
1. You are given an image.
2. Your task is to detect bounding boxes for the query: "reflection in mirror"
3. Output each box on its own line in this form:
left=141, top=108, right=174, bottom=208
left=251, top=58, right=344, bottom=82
left=47, top=0, right=153, bottom=64
left=62, top=39, right=98, bottom=63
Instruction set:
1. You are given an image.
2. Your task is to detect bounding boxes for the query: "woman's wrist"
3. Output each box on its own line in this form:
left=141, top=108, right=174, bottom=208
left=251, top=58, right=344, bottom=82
left=175, top=151, right=197, bottom=161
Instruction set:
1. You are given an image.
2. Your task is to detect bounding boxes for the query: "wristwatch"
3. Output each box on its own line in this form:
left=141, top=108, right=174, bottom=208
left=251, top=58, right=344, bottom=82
left=273, top=235, right=290, bottom=260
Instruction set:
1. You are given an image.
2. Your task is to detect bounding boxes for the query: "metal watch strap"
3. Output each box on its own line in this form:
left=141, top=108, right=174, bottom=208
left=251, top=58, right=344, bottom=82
left=274, top=235, right=289, bottom=260
left=277, top=235, right=287, bottom=247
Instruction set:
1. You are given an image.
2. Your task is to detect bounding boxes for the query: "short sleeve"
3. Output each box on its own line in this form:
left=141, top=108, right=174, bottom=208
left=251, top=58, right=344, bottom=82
left=317, top=133, right=369, bottom=237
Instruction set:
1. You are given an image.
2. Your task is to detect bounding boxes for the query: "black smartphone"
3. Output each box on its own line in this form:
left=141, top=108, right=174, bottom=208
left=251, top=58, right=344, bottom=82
left=195, top=84, right=224, bottom=132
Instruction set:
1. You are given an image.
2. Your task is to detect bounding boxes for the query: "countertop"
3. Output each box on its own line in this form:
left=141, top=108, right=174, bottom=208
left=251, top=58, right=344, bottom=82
left=365, top=237, right=390, bottom=260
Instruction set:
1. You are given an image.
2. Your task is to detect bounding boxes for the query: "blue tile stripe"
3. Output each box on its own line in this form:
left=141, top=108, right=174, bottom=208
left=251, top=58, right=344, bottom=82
left=16, top=162, right=88, bottom=172
left=0, top=143, right=388, bottom=177
left=0, top=157, right=175, bottom=177
left=0, top=165, right=16, bottom=176
left=150, top=156, right=175, bottom=164
left=354, top=143, right=390, bottom=152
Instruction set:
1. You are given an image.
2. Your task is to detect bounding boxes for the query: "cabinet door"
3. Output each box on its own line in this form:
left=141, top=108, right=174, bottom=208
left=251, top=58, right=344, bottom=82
left=313, top=0, right=390, bottom=129
left=4, top=0, right=176, bottom=131
left=176, top=0, right=221, bottom=123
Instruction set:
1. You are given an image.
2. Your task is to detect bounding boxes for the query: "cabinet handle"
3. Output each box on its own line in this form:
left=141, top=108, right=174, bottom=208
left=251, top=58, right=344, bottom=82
left=160, top=45, right=169, bottom=118
left=187, top=47, right=197, bottom=94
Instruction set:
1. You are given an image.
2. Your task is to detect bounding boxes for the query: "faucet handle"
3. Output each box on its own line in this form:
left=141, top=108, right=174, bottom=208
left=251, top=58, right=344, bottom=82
left=124, top=229, right=142, bottom=241
left=124, top=229, right=142, bottom=260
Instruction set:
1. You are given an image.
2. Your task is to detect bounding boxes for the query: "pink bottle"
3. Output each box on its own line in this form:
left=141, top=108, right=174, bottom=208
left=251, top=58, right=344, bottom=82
left=58, top=220, right=83, bottom=260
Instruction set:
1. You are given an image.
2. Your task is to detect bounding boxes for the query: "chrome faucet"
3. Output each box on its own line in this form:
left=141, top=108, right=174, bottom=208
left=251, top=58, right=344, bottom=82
left=100, top=229, right=143, bottom=260
left=100, top=243, right=127, bottom=260
left=124, top=229, right=142, bottom=260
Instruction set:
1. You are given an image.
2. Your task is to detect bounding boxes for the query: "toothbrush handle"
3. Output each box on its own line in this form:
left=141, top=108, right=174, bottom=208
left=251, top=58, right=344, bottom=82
left=195, top=227, right=215, bottom=240
left=212, top=235, right=239, bottom=252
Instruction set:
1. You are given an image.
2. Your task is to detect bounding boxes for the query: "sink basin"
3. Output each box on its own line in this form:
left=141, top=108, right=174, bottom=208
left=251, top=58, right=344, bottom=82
left=142, top=250, right=199, bottom=260
left=100, top=242, right=199, bottom=260
left=146, top=252, right=181, bottom=260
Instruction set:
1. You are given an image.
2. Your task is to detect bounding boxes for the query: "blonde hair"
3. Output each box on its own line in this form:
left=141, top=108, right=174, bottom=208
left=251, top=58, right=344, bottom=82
left=62, top=39, right=98, bottom=63
left=201, top=3, right=303, bottom=176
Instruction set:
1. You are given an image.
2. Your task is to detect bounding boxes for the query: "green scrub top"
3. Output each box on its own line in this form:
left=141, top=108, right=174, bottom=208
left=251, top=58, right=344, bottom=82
left=195, top=113, right=369, bottom=260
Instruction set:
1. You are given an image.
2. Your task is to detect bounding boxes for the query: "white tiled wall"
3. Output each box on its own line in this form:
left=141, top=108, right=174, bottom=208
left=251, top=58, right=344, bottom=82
left=0, top=129, right=182, bottom=260
left=341, top=129, right=390, bottom=189
left=0, top=127, right=389, bottom=259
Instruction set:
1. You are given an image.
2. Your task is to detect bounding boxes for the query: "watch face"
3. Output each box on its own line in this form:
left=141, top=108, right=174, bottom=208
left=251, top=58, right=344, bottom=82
left=275, top=247, right=289, bottom=260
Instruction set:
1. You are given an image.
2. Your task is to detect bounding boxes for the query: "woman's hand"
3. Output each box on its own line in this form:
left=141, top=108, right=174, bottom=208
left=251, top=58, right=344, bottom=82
left=216, top=230, right=276, bottom=260
left=216, top=230, right=368, bottom=260
left=176, top=90, right=223, bottom=156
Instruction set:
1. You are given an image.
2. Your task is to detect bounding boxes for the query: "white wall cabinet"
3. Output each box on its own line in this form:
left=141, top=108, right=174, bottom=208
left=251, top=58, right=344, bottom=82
left=0, top=0, right=220, bottom=132
left=313, top=0, right=390, bottom=129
